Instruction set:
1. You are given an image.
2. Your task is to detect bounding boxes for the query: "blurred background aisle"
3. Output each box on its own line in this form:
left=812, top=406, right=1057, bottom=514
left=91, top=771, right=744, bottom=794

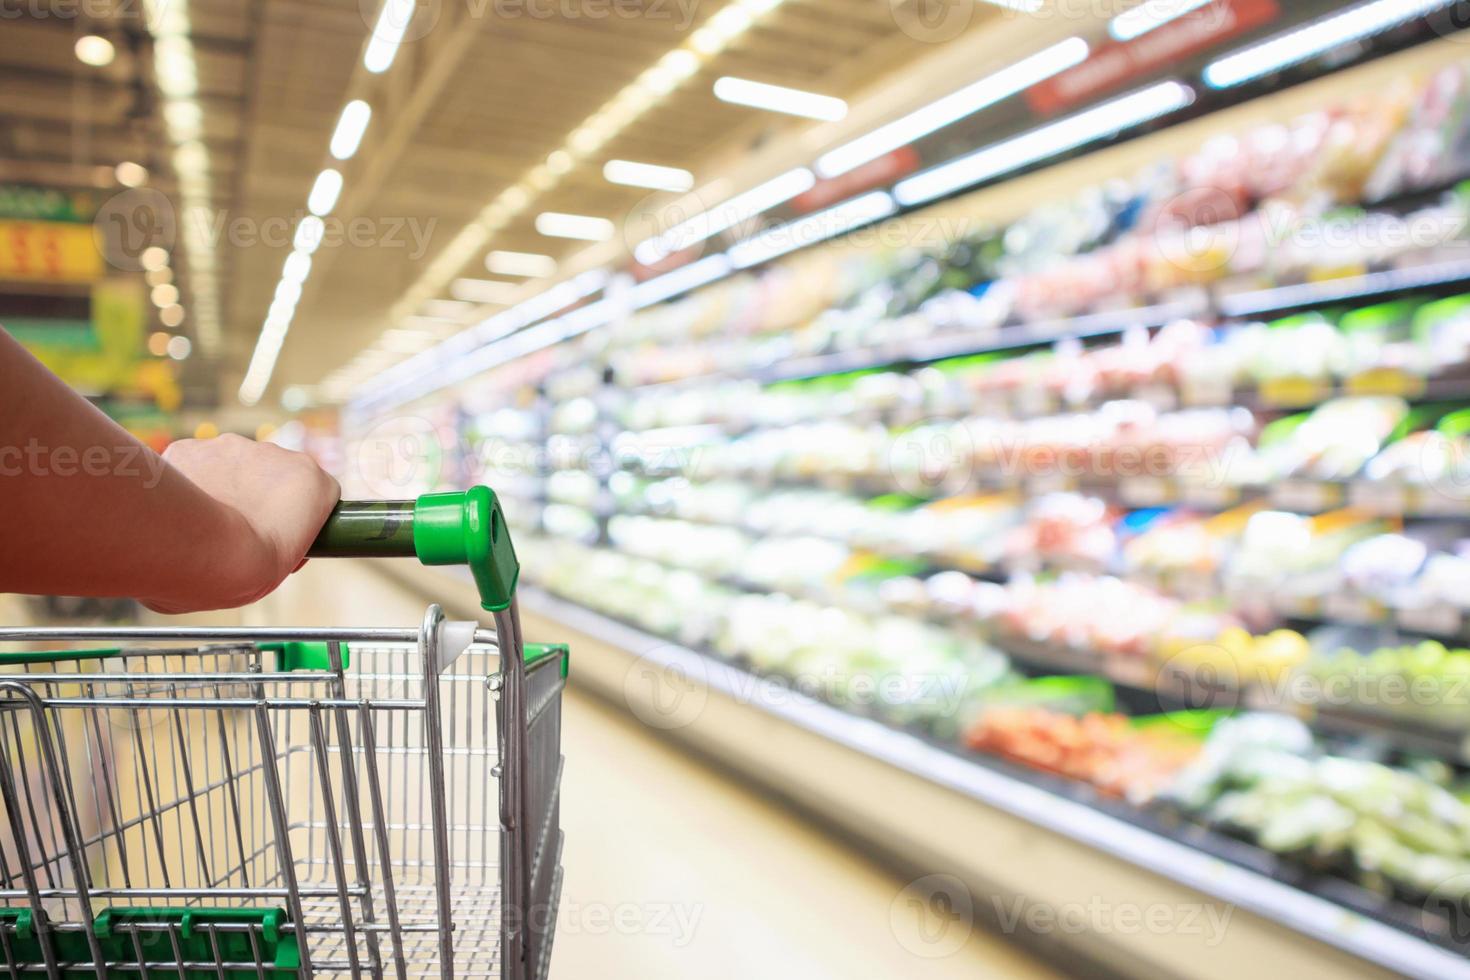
left=14, top=0, right=1470, bottom=976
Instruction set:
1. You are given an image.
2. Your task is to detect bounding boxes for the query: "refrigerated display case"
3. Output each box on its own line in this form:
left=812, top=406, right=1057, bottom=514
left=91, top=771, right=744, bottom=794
left=333, top=32, right=1470, bottom=980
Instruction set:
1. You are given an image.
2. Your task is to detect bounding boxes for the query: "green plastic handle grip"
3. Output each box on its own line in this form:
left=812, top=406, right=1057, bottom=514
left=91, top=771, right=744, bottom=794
left=308, top=488, right=519, bottom=611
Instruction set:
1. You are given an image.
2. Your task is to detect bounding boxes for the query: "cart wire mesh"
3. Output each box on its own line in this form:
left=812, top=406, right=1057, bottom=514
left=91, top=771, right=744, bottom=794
left=0, top=604, right=566, bottom=979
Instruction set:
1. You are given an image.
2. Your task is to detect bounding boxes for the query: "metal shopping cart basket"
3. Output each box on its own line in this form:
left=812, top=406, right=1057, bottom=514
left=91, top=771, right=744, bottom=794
left=0, top=488, right=566, bottom=979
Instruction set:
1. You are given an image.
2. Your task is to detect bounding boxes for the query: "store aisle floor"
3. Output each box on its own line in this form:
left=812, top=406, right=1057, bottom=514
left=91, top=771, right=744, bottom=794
left=552, top=686, right=1059, bottom=980
left=195, top=562, right=1060, bottom=980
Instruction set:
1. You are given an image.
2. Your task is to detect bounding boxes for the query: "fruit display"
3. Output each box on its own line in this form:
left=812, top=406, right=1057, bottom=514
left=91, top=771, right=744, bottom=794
left=964, top=707, right=1208, bottom=803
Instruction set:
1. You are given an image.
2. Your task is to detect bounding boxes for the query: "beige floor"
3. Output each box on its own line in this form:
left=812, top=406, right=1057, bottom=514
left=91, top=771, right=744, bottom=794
left=9, top=564, right=1061, bottom=979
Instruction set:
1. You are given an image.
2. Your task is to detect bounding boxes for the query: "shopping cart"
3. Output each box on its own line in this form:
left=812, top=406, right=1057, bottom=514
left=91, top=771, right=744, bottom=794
left=0, top=487, right=566, bottom=979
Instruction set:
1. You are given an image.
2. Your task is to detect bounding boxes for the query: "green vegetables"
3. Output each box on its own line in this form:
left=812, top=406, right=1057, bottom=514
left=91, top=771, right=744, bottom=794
left=1166, top=715, right=1470, bottom=901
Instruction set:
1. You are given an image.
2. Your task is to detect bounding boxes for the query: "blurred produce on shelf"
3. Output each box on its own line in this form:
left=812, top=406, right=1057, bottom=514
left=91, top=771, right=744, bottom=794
left=334, top=44, right=1470, bottom=961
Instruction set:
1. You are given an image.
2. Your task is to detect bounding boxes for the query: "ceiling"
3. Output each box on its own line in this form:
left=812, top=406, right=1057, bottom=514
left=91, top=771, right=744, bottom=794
left=0, top=0, right=1091, bottom=409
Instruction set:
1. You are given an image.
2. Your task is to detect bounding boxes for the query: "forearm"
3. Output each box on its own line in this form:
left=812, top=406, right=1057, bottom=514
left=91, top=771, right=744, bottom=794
left=0, top=330, right=272, bottom=606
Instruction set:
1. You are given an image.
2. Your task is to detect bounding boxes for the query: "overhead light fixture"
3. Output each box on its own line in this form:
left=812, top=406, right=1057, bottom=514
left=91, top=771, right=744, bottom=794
left=274, top=279, right=303, bottom=308
left=307, top=169, right=344, bottom=216
left=147, top=331, right=170, bottom=357
left=160, top=304, right=185, bottom=328
left=294, top=216, right=326, bottom=254
left=471, top=268, right=608, bottom=342
left=421, top=298, right=476, bottom=319
left=603, top=159, right=695, bottom=192
left=894, top=80, right=1195, bottom=206
left=114, top=161, right=148, bottom=187
left=632, top=254, right=733, bottom=308
left=150, top=283, right=180, bottom=308
left=403, top=315, right=459, bottom=332
left=362, top=0, right=796, bottom=371
left=1109, top=0, right=1212, bottom=41
left=145, top=267, right=172, bottom=287
left=140, top=246, right=169, bottom=272
left=379, top=328, right=440, bottom=353
left=728, top=191, right=896, bottom=269
left=535, top=211, right=615, bottom=241
left=329, top=100, right=373, bottom=160
left=633, top=167, right=816, bottom=266
left=1202, top=0, right=1454, bottom=89
left=486, top=250, right=557, bottom=277
left=364, top=0, right=414, bottom=74
left=166, top=335, right=192, bottom=360
left=816, top=37, right=1090, bottom=179
left=451, top=278, right=521, bottom=304
left=141, top=0, right=221, bottom=355
left=712, top=76, right=848, bottom=121
left=281, top=250, right=313, bottom=284
left=74, top=35, right=115, bottom=67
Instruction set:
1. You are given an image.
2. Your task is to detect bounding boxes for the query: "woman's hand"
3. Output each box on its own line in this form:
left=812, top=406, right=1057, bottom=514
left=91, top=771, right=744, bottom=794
left=146, top=434, right=341, bottom=613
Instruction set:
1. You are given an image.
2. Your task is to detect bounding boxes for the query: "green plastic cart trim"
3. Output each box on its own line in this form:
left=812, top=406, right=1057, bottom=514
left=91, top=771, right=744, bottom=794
left=94, top=907, right=299, bottom=977
left=0, top=646, right=121, bottom=666
left=258, top=641, right=349, bottom=672
left=526, top=642, right=570, bottom=678
left=411, top=488, right=520, bottom=612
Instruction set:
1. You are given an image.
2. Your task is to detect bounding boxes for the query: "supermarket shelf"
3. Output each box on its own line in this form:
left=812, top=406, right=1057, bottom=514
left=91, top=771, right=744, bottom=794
left=367, top=557, right=1470, bottom=978
left=506, top=580, right=1470, bottom=980
left=758, top=296, right=1212, bottom=385
left=1216, top=256, right=1470, bottom=319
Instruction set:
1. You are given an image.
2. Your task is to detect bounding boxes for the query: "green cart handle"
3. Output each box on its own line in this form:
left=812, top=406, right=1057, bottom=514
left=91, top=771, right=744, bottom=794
left=308, top=487, right=519, bottom=613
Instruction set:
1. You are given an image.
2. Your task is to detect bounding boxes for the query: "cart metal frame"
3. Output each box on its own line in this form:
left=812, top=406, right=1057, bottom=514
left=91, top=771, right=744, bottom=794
left=0, top=489, right=565, bottom=979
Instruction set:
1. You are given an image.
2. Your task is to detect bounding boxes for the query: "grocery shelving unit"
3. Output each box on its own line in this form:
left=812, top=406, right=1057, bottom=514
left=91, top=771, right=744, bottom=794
left=339, top=29, right=1470, bottom=978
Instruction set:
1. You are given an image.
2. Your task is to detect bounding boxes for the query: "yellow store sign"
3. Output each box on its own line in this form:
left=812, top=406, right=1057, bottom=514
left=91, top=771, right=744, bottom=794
left=0, top=219, right=104, bottom=283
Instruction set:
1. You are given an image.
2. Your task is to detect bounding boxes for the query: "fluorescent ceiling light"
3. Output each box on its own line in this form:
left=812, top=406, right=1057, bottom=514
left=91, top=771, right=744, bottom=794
left=1203, top=0, right=1454, bottom=89
left=421, top=299, right=476, bottom=319
left=632, top=254, right=733, bottom=309
left=470, top=268, right=608, bottom=343
left=604, top=159, right=695, bottom=192
left=307, top=169, right=344, bottom=216
left=535, top=211, right=616, bottom=241
left=330, top=100, right=373, bottom=160
left=451, top=278, right=521, bottom=304
left=294, top=216, right=326, bottom=254
left=74, top=35, right=115, bottom=67
left=634, top=167, right=815, bottom=266
left=379, top=329, right=440, bottom=353
left=728, top=191, right=896, bottom=269
left=282, top=250, right=312, bottom=285
left=403, top=315, right=459, bottom=332
left=712, top=76, right=848, bottom=121
left=894, top=80, right=1195, bottom=206
left=816, top=38, right=1090, bottom=179
left=486, top=250, right=557, bottom=277
left=364, top=0, right=414, bottom=73
left=274, top=279, right=302, bottom=308
left=1109, top=0, right=1212, bottom=41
